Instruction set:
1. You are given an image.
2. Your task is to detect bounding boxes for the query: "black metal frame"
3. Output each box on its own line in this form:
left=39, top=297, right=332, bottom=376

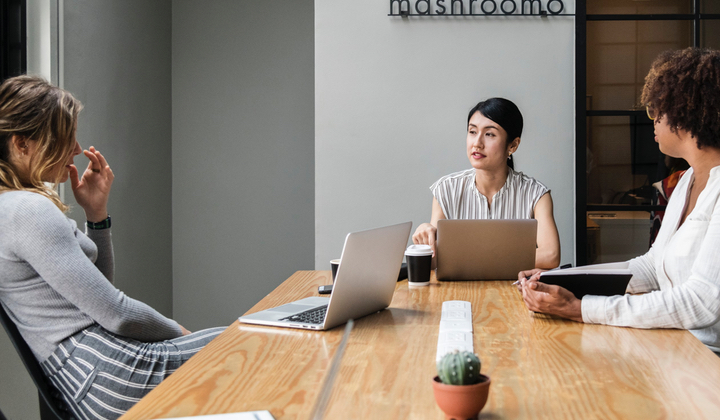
left=575, top=0, right=587, bottom=265
left=0, top=0, right=27, bottom=83
left=575, top=0, right=719, bottom=265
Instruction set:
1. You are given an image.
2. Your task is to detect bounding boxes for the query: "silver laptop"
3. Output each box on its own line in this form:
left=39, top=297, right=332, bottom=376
left=436, top=219, right=537, bottom=280
left=238, top=222, right=412, bottom=330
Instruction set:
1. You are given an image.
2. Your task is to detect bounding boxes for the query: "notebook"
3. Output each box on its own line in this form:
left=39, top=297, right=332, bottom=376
left=435, top=219, right=537, bottom=280
left=539, top=261, right=632, bottom=299
left=238, top=222, right=412, bottom=330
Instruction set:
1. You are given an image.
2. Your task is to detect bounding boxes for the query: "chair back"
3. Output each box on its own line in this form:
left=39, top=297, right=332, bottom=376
left=0, top=304, right=72, bottom=420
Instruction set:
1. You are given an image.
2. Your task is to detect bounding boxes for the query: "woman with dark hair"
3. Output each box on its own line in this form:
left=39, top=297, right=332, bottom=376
left=520, top=47, right=720, bottom=356
left=0, top=76, right=224, bottom=419
left=412, top=97, right=561, bottom=269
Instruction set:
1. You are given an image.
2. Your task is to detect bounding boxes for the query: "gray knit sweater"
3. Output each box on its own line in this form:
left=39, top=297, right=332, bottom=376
left=0, top=190, right=182, bottom=361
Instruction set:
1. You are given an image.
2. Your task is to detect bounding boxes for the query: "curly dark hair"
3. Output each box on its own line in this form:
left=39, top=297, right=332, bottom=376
left=641, top=47, right=720, bottom=150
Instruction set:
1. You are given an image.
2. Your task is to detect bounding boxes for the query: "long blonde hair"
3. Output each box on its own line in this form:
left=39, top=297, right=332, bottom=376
left=0, top=76, right=83, bottom=211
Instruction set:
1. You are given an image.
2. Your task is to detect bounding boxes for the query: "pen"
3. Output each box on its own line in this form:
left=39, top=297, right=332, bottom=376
left=512, top=263, right=572, bottom=286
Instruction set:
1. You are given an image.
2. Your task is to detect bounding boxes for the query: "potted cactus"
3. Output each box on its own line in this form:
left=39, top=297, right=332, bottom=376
left=432, top=350, right=491, bottom=420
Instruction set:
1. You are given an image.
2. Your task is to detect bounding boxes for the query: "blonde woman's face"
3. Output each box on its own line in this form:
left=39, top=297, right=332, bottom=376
left=52, top=140, right=82, bottom=183
left=48, top=120, right=82, bottom=183
left=25, top=137, right=82, bottom=183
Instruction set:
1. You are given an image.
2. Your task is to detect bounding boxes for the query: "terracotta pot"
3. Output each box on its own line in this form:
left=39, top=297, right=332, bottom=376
left=432, top=374, right=491, bottom=420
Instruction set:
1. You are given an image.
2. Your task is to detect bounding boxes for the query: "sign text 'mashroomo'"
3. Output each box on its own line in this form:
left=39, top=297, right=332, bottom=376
left=388, top=0, right=567, bottom=16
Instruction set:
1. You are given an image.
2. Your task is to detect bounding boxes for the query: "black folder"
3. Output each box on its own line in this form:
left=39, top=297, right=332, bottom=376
left=540, top=267, right=632, bottom=299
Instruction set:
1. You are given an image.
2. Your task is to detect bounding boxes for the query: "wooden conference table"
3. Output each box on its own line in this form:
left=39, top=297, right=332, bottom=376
left=122, top=271, right=720, bottom=419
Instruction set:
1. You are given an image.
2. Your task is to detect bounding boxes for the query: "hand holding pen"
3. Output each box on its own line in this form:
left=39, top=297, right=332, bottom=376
left=513, top=264, right=572, bottom=287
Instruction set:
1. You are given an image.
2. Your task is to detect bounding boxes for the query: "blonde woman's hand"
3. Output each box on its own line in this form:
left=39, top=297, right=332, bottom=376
left=179, top=324, right=192, bottom=336
left=69, top=146, right=114, bottom=222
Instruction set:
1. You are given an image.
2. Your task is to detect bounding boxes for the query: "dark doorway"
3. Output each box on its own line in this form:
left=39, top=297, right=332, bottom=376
left=1, top=0, right=26, bottom=83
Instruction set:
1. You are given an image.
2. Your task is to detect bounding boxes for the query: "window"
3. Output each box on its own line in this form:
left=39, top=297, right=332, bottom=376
left=575, top=0, right=720, bottom=265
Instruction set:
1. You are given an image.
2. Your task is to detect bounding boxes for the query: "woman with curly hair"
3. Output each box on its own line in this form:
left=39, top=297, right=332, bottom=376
left=518, top=47, right=720, bottom=356
left=0, top=76, right=224, bottom=419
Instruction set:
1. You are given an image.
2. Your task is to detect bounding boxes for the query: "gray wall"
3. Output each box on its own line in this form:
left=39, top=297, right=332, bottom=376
left=63, top=0, right=174, bottom=315
left=0, top=1, right=173, bottom=418
left=2, top=2, right=314, bottom=416
left=171, top=0, right=315, bottom=330
left=315, top=0, right=577, bottom=268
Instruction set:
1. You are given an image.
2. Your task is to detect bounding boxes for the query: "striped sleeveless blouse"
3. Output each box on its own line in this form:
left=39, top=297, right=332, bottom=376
left=430, top=168, right=549, bottom=220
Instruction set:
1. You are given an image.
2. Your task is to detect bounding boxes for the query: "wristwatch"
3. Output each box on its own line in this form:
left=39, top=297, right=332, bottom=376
left=87, top=215, right=111, bottom=230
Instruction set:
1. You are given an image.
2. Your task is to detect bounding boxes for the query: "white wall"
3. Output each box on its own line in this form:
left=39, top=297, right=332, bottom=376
left=315, top=0, right=576, bottom=268
left=172, top=0, right=315, bottom=330
left=26, top=0, right=52, bottom=81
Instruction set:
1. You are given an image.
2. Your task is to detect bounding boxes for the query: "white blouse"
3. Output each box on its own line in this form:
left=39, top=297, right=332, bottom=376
left=430, top=168, right=549, bottom=220
left=582, top=166, right=720, bottom=353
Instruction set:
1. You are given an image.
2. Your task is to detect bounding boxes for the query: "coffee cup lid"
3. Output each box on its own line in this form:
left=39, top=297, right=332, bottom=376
left=405, top=244, right=433, bottom=256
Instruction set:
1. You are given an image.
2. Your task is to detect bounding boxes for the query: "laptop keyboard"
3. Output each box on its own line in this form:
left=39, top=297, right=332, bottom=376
left=280, top=305, right=328, bottom=324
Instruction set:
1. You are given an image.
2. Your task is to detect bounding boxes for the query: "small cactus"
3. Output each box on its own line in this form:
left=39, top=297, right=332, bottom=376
left=437, top=350, right=482, bottom=385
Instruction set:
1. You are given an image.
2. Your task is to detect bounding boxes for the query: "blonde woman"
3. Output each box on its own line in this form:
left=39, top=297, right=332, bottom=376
left=0, top=76, right=224, bottom=419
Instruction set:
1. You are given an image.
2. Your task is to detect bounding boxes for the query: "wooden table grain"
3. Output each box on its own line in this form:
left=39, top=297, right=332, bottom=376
left=121, top=271, right=720, bottom=419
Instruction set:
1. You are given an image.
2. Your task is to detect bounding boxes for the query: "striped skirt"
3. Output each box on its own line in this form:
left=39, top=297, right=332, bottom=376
left=40, top=324, right=225, bottom=420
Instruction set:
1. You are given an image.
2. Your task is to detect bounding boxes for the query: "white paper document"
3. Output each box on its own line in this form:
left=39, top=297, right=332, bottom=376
left=154, top=411, right=275, bottom=420
left=541, top=261, right=631, bottom=276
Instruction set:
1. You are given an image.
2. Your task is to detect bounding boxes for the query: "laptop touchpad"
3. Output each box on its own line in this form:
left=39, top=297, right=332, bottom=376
left=272, top=303, right=314, bottom=313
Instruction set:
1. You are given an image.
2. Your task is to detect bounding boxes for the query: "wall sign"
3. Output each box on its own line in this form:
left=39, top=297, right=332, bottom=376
left=388, top=0, right=571, bottom=17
